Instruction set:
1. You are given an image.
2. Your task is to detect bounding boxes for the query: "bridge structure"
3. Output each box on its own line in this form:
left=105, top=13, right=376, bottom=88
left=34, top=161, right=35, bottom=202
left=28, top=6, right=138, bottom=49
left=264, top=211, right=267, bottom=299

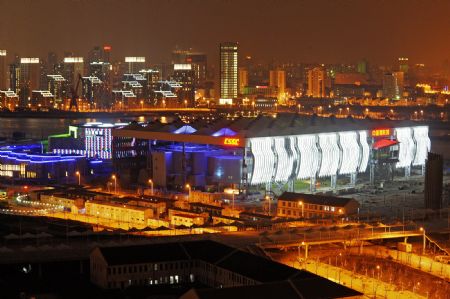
left=258, top=225, right=426, bottom=259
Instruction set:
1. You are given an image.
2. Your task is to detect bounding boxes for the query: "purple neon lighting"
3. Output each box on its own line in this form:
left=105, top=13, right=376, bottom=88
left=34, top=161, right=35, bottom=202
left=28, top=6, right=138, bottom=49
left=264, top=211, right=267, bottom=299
left=173, top=125, right=197, bottom=134
left=212, top=127, right=237, bottom=137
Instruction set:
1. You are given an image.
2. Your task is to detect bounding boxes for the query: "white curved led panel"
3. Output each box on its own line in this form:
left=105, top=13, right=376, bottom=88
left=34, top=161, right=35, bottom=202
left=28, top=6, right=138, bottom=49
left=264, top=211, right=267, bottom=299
left=296, top=135, right=320, bottom=179
left=412, top=126, right=430, bottom=166
left=358, top=130, right=370, bottom=172
left=338, top=131, right=360, bottom=174
left=318, top=133, right=340, bottom=177
left=250, top=137, right=275, bottom=185
left=395, top=127, right=415, bottom=168
left=273, top=137, right=295, bottom=182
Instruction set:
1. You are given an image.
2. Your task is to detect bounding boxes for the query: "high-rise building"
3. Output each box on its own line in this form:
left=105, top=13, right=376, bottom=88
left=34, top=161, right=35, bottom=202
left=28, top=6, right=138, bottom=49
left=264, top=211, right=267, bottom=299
left=19, top=58, right=41, bottom=106
left=171, top=50, right=207, bottom=87
left=171, top=64, right=195, bottom=106
left=357, top=59, right=367, bottom=74
left=269, top=69, right=286, bottom=102
left=307, top=67, right=325, bottom=98
left=47, top=52, right=58, bottom=74
left=64, top=57, right=84, bottom=95
left=424, top=153, right=443, bottom=210
left=0, top=50, right=7, bottom=90
left=125, top=57, right=146, bottom=73
left=9, top=63, right=20, bottom=94
left=382, top=72, right=404, bottom=100
left=238, top=67, right=248, bottom=95
left=219, top=42, right=238, bottom=102
left=398, top=57, right=409, bottom=73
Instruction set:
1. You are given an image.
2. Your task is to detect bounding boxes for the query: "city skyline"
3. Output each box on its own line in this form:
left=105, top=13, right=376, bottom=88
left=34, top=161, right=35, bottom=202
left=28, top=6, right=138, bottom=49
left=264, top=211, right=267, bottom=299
left=0, top=0, right=449, bottom=66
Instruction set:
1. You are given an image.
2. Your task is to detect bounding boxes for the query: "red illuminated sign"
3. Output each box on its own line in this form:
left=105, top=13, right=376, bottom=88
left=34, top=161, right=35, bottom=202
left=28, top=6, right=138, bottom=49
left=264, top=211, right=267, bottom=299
left=103, top=45, right=112, bottom=51
left=223, top=138, right=240, bottom=146
left=371, top=128, right=391, bottom=137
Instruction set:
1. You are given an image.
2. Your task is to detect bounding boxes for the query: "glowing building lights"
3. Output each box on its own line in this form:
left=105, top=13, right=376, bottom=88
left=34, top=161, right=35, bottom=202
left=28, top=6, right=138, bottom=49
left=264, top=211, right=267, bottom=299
left=358, top=130, right=370, bottom=172
left=125, top=57, right=145, bottom=63
left=20, top=58, right=39, bottom=64
left=338, top=131, right=360, bottom=175
left=395, top=127, right=415, bottom=168
left=63, top=57, right=84, bottom=63
left=412, top=126, right=430, bottom=166
left=0, top=50, right=6, bottom=56
left=250, top=138, right=275, bottom=185
left=296, top=134, right=320, bottom=180
left=273, top=137, right=295, bottom=182
left=318, top=133, right=340, bottom=177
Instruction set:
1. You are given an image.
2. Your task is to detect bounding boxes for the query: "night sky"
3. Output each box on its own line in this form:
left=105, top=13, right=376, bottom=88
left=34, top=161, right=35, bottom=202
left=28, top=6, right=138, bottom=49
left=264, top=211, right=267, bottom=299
left=1, top=0, right=449, bottom=66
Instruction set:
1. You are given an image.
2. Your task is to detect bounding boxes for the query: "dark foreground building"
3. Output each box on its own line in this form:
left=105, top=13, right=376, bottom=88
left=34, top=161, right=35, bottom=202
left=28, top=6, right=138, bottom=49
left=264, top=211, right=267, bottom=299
left=91, top=240, right=361, bottom=298
left=424, top=152, right=443, bottom=210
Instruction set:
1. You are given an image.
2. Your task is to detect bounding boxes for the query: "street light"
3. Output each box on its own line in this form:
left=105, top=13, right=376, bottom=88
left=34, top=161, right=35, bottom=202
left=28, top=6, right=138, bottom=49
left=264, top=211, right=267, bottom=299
left=75, top=171, right=81, bottom=185
left=185, top=184, right=191, bottom=200
left=112, top=175, right=117, bottom=194
left=298, top=201, right=304, bottom=218
left=140, top=100, right=144, bottom=110
left=226, top=188, right=238, bottom=211
left=148, top=179, right=154, bottom=195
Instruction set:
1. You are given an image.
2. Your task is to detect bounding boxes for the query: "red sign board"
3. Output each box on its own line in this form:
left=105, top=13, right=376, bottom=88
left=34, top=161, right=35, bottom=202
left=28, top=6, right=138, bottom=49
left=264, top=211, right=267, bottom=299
left=371, top=128, right=391, bottom=137
left=103, top=45, right=112, bottom=51
left=223, top=138, right=240, bottom=146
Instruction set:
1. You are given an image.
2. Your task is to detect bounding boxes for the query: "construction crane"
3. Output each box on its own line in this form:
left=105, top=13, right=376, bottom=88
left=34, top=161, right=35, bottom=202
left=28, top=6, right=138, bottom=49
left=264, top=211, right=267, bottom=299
left=69, top=74, right=83, bottom=112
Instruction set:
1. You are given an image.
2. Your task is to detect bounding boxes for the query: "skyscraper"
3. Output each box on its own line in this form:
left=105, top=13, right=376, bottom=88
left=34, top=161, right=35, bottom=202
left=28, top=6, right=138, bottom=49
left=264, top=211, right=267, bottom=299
left=269, top=69, right=286, bottom=102
left=19, top=58, right=41, bottom=106
left=125, top=57, right=146, bottom=74
left=238, top=67, right=248, bottom=95
left=219, top=42, right=238, bottom=102
left=307, top=67, right=325, bottom=98
left=398, top=57, right=409, bottom=73
left=382, top=72, right=404, bottom=100
left=64, top=57, right=84, bottom=95
left=0, top=50, right=7, bottom=90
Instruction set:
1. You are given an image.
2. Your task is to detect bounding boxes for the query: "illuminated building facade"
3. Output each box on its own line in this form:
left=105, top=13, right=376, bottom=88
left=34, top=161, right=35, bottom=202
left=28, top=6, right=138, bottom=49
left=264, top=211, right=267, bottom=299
left=276, top=192, right=359, bottom=219
left=220, top=42, right=238, bottom=102
left=307, top=67, right=325, bottom=98
left=0, top=144, right=85, bottom=182
left=19, top=58, right=41, bottom=106
left=238, top=67, right=248, bottom=95
left=63, top=57, right=84, bottom=95
left=0, top=50, right=6, bottom=90
left=113, top=116, right=431, bottom=192
left=50, top=122, right=128, bottom=160
left=125, top=57, right=146, bottom=74
left=383, top=71, right=404, bottom=100
left=269, top=69, right=286, bottom=102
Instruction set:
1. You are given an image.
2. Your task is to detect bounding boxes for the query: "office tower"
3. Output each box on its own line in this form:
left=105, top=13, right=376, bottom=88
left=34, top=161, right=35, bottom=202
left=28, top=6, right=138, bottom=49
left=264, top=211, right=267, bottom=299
left=307, top=67, right=326, bottom=98
left=424, top=153, right=443, bottom=210
left=398, top=57, right=409, bottom=73
left=269, top=69, right=286, bottom=102
left=47, top=52, right=58, bottom=74
left=219, top=42, right=238, bottom=102
left=357, top=59, right=367, bottom=74
left=0, top=50, right=6, bottom=90
left=19, top=58, right=40, bottom=106
left=172, top=64, right=195, bottom=106
left=125, top=57, right=145, bottom=73
left=382, top=72, right=404, bottom=100
left=9, top=63, right=20, bottom=94
left=171, top=49, right=207, bottom=87
left=64, top=57, right=84, bottom=95
left=139, top=69, right=160, bottom=100
left=238, top=67, right=248, bottom=94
